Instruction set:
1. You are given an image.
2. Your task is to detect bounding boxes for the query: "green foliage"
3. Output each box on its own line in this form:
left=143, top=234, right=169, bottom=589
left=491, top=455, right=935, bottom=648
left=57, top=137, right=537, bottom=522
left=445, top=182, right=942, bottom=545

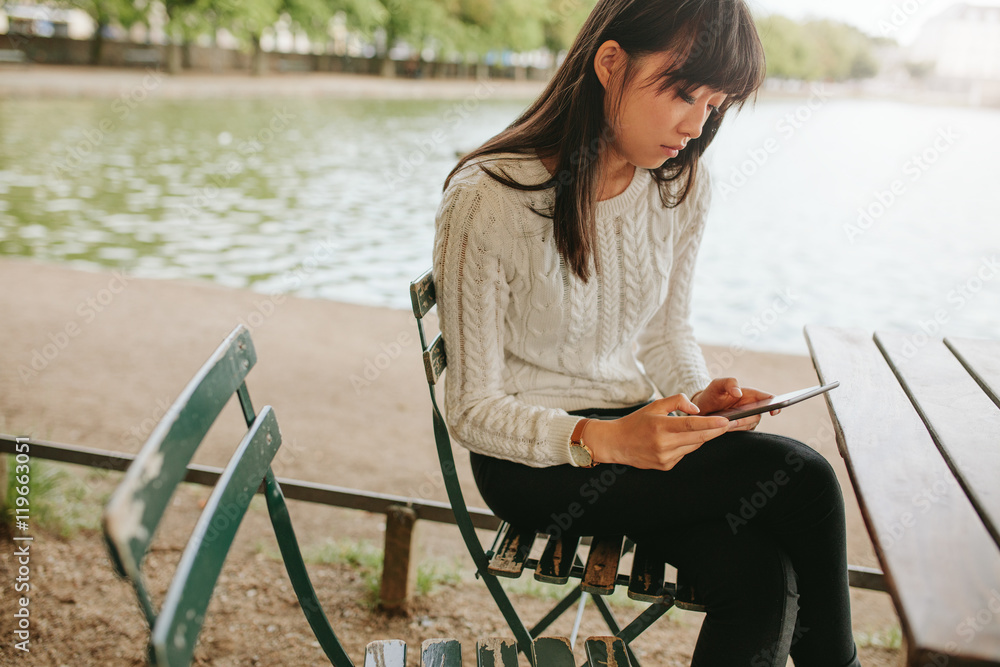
left=1, top=456, right=105, bottom=538
left=67, top=0, right=149, bottom=29
left=541, top=0, right=597, bottom=53
left=299, top=538, right=462, bottom=607
left=56, top=0, right=883, bottom=78
left=855, top=625, right=903, bottom=649
left=758, top=14, right=881, bottom=81
left=415, top=556, right=462, bottom=596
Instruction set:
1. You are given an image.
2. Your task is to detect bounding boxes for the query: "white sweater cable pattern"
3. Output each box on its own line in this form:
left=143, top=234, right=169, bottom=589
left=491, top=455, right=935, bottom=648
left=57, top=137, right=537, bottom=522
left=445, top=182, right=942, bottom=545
left=433, top=154, right=713, bottom=468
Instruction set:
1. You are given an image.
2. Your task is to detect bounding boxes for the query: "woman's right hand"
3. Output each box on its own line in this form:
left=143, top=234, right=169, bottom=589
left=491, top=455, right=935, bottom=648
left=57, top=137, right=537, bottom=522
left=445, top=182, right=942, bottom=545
left=584, top=395, right=731, bottom=471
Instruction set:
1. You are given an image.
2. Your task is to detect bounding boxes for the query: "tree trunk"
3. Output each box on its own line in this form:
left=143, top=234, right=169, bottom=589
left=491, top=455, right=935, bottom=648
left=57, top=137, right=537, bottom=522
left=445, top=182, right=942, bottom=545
left=251, top=34, right=267, bottom=76
left=89, top=22, right=105, bottom=65
left=167, top=41, right=182, bottom=74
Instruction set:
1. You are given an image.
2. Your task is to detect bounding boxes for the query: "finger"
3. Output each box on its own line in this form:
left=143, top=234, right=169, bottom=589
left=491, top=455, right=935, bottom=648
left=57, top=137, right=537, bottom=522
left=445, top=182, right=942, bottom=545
left=669, top=415, right=731, bottom=432
left=729, top=414, right=762, bottom=431
left=739, top=387, right=773, bottom=402
left=653, top=394, right=700, bottom=415
left=724, top=378, right=743, bottom=399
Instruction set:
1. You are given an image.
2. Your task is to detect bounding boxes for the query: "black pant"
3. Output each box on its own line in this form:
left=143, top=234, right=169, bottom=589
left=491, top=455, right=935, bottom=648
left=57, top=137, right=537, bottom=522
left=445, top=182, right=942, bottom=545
left=470, top=405, right=860, bottom=667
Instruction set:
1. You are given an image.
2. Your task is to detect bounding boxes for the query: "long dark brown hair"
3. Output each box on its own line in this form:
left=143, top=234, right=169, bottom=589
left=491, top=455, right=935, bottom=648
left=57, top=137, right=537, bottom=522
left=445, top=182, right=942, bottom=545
left=444, top=0, right=766, bottom=281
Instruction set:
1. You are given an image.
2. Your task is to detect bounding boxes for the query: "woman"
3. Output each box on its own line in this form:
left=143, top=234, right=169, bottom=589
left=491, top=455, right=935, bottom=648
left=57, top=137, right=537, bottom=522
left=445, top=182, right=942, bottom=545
left=433, top=0, right=860, bottom=665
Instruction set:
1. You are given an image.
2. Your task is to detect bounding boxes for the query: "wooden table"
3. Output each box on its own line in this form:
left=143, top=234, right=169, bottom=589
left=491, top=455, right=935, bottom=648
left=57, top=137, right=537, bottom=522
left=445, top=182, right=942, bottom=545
left=805, top=326, right=1000, bottom=667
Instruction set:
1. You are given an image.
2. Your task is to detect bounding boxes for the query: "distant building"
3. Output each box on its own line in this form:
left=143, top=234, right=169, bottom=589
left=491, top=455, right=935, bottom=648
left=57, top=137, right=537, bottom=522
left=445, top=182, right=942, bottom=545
left=909, top=3, right=1000, bottom=81
left=1, top=4, right=92, bottom=40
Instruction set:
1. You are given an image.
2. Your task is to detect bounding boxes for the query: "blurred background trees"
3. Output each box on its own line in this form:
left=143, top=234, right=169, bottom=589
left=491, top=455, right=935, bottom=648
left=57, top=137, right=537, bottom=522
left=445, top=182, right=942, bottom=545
left=26, top=0, right=884, bottom=80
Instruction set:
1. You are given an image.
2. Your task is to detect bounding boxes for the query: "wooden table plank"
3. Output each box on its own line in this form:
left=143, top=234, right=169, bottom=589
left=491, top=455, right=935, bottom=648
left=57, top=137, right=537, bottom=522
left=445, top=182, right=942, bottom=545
left=805, top=326, right=1000, bottom=666
left=876, top=332, right=1000, bottom=550
left=946, top=337, right=1000, bottom=410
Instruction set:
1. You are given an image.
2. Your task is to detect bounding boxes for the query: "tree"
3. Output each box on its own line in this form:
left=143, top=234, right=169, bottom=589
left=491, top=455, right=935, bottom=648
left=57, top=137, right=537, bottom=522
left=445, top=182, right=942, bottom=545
left=68, top=0, right=149, bottom=64
left=541, top=0, right=596, bottom=54
left=757, top=14, right=881, bottom=82
left=198, top=0, right=282, bottom=74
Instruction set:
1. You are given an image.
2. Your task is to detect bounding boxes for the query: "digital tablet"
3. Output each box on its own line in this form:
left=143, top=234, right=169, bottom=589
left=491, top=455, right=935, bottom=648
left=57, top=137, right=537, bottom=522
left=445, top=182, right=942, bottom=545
left=707, top=381, right=840, bottom=421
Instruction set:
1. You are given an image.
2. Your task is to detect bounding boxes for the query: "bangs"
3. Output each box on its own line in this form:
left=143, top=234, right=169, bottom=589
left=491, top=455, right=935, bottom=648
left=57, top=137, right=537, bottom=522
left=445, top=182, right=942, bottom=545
left=654, top=2, right=766, bottom=110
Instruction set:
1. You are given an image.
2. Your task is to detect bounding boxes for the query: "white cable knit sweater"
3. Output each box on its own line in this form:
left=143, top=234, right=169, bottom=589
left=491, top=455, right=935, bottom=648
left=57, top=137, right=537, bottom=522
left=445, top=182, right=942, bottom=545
left=433, top=153, right=713, bottom=468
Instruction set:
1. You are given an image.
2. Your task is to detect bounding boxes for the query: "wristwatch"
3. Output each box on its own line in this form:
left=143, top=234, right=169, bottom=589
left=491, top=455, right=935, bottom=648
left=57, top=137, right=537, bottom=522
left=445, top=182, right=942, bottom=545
left=569, top=418, right=598, bottom=468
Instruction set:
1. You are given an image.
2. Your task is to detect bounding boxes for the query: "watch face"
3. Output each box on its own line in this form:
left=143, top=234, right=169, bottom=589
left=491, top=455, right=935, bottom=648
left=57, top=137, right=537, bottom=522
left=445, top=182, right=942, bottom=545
left=570, top=444, right=592, bottom=467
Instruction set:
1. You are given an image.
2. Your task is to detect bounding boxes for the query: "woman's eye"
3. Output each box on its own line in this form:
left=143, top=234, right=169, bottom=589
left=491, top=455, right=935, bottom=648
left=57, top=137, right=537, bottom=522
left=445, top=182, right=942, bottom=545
left=680, top=92, right=696, bottom=105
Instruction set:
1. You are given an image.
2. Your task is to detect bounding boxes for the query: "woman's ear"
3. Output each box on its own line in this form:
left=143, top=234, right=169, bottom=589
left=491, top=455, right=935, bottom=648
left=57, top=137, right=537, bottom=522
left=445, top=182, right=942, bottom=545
left=593, top=40, right=625, bottom=90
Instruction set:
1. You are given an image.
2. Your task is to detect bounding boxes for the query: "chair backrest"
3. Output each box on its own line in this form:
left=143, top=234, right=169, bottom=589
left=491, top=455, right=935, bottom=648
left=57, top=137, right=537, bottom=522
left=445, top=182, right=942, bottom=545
left=103, top=325, right=352, bottom=667
left=410, top=268, right=447, bottom=386
left=103, top=325, right=258, bottom=627
left=409, top=270, right=537, bottom=657
left=409, top=270, right=493, bottom=565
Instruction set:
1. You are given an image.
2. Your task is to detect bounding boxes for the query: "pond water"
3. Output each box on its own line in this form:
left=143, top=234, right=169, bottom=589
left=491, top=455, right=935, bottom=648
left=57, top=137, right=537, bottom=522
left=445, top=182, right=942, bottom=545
left=0, top=91, right=997, bottom=353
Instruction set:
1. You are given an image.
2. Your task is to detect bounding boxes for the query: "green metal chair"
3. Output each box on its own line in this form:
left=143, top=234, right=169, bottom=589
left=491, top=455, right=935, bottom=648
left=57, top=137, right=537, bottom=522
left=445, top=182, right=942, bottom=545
left=409, top=270, right=706, bottom=667
left=102, top=323, right=636, bottom=667
left=102, top=324, right=359, bottom=667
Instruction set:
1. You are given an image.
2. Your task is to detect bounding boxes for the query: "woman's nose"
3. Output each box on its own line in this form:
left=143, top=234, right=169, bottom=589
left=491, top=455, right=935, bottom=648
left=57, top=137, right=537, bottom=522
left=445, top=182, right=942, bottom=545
left=680, top=103, right=713, bottom=141
left=680, top=110, right=707, bottom=141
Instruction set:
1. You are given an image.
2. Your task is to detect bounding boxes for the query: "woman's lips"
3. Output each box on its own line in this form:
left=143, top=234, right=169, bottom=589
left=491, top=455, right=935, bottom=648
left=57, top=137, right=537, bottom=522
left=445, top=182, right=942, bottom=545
left=661, top=145, right=683, bottom=158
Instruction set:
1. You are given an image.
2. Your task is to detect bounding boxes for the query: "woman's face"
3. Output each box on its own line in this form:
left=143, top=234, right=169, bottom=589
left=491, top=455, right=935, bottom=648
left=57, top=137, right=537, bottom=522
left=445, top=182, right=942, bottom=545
left=599, top=45, right=727, bottom=170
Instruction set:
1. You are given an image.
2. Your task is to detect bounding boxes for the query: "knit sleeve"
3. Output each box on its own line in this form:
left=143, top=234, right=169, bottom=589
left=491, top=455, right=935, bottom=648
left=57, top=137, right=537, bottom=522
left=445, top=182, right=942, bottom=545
left=433, top=172, right=582, bottom=468
left=635, top=168, right=713, bottom=399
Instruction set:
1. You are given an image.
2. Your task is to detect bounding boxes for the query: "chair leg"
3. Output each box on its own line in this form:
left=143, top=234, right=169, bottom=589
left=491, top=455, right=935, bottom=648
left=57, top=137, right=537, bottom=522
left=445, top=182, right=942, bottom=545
left=479, top=571, right=537, bottom=665
left=528, top=584, right=584, bottom=638
left=569, top=593, right=588, bottom=648
left=588, top=595, right=672, bottom=667
left=589, top=593, right=622, bottom=635
left=615, top=601, right=672, bottom=645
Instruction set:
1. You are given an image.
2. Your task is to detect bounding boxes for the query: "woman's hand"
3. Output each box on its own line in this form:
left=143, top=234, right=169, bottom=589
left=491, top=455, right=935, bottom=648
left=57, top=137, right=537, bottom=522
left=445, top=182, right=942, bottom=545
left=691, top=377, right=777, bottom=433
left=584, top=394, right=731, bottom=471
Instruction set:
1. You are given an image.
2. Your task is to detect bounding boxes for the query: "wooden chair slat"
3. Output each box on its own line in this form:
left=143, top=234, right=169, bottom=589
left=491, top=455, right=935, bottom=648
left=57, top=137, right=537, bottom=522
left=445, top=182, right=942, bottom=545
left=585, top=637, right=631, bottom=666
left=877, top=332, right=1000, bottom=549
left=410, top=268, right=437, bottom=319
left=581, top=535, right=624, bottom=595
left=945, top=336, right=1000, bottom=410
left=476, top=637, right=518, bottom=667
left=365, top=639, right=407, bottom=667
left=627, top=544, right=667, bottom=604
left=531, top=636, right=575, bottom=666
left=672, top=569, right=707, bottom=613
left=149, top=408, right=281, bottom=666
left=806, top=326, right=1000, bottom=660
left=423, top=334, right=447, bottom=385
left=103, top=325, right=256, bottom=606
left=422, top=638, right=462, bottom=666
left=535, top=534, right=580, bottom=584
left=487, top=525, right=536, bottom=578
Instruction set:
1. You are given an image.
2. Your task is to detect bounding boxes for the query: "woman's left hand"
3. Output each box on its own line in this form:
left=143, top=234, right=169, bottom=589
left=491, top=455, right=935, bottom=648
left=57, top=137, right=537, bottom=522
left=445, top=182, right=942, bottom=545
left=691, top=377, right=777, bottom=432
